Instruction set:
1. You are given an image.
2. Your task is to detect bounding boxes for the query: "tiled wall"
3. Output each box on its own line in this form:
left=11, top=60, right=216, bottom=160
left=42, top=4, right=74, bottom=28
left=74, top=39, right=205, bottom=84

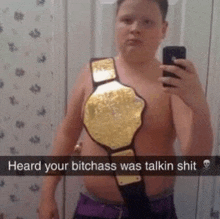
left=0, top=0, right=61, bottom=218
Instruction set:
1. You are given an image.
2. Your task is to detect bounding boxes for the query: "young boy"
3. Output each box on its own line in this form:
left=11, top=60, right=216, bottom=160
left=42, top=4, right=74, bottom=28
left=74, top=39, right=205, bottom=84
left=38, top=0, right=213, bottom=218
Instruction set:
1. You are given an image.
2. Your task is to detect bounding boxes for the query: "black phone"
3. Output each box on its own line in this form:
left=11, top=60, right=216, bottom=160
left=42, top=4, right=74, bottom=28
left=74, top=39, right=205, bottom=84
left=163, top=46, right=186, bottom=87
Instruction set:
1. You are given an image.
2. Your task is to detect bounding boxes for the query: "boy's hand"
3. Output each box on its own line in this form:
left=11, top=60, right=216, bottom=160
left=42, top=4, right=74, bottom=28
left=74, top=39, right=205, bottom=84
left=158, top=59, right=207, bottom=111
left=37, top=197, right=59, bottom=219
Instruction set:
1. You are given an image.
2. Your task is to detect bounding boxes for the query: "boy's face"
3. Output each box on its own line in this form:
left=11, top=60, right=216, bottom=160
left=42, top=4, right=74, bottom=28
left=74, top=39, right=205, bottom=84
left=115, top=0, right=168, bottom=62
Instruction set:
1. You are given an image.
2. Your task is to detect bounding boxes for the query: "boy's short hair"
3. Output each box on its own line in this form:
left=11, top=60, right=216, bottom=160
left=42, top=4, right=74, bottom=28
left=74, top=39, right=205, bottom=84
left=116, top=0, right=168, bottom=22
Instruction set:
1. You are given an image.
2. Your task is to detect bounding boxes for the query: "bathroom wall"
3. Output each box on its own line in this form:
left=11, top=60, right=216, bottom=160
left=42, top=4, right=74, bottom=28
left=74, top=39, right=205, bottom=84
left=0, top=0, right=65, bottom=218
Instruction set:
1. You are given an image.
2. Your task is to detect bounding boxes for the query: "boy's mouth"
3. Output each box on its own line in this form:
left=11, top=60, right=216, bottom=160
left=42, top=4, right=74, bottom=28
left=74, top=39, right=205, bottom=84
left=126, top=39, right=142, bottom=45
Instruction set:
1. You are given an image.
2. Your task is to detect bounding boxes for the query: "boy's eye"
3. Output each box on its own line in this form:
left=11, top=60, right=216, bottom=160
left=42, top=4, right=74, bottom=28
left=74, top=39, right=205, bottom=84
left=145, top=20, right=153, bottom=25
left=122, top=18, right=133, bottom=24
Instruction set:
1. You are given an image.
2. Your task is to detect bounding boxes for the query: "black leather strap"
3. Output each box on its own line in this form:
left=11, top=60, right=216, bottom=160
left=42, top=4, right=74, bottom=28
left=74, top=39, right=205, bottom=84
left=118, top=181, right=152, bottom=219
left=109, top=145, right=153, bottom=218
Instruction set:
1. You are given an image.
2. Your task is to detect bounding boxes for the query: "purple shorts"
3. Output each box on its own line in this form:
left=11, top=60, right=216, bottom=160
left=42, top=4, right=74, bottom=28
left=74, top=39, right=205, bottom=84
left=73, top=192, right=178, bottom=219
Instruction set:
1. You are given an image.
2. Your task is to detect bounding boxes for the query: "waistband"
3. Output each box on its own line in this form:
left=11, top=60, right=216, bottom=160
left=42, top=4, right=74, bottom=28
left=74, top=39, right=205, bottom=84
left=81, top=183, right=174, bottom=205
left=75, top=191, right=176, bottom=219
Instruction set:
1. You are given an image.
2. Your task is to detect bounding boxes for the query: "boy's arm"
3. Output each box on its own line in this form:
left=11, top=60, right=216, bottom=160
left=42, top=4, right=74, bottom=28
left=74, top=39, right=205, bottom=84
left=40, top=64, right=90, bottom=199
left=170, top=95, right=213, bottom=156
left=159, top=59, right=213, bottom=156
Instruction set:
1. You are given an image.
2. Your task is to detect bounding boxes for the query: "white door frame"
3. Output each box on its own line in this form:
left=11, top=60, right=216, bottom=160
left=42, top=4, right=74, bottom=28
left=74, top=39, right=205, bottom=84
left=197, top=0, right=220, bottom=218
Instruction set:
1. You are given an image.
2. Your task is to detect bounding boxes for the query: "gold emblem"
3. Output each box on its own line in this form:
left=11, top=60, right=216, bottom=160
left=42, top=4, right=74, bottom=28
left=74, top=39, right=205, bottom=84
left=84, top=80, right=145, bottom=150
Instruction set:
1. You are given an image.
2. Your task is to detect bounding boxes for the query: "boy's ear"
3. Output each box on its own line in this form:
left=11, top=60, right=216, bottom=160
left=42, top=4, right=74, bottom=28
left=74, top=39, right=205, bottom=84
left=162, top=21, right=169, bottom=39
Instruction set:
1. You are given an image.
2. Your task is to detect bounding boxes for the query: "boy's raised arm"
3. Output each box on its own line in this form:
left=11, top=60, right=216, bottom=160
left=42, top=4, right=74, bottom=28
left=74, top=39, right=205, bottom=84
left=159, top=59, right=213, bottom=156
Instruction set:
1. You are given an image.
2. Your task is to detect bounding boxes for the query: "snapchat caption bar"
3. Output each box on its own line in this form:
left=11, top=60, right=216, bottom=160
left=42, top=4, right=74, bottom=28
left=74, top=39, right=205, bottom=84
left=0, top=156, right=217, bottom=176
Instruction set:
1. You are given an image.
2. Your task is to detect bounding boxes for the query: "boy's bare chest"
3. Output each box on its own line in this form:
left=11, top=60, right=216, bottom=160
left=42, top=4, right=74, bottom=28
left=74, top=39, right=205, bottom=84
left=125, top=80, right=172, bottom=131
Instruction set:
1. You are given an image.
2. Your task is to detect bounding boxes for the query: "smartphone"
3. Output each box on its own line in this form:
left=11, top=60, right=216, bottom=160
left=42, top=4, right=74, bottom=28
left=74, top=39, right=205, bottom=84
left=163, top=46, right=186, bottom=87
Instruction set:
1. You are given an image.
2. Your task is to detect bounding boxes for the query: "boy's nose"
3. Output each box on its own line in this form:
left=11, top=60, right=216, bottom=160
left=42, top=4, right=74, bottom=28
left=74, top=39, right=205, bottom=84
left=130, top=21, right=142, bottom=34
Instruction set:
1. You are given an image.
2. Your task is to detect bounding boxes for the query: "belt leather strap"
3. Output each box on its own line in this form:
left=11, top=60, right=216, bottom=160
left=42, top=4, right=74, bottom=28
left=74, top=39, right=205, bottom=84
left=83, top=57, right=153, bottom=218
left=119, top=181, right=152, bottom=218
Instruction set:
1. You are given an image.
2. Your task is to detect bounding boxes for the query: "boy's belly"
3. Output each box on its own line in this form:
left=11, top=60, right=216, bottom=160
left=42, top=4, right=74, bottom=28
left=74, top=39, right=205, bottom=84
left=83, top=175, right=175, bottom=203
left=80, top=129, right=176, bottom=203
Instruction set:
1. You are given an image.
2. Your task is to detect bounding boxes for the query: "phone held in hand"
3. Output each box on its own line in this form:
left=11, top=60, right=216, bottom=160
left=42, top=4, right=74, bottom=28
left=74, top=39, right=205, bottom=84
left=163, top=46, right=186, bottom=87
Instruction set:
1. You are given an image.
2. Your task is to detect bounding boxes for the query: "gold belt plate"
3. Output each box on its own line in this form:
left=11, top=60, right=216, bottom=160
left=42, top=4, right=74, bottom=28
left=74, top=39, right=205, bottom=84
left=111, top=149, right=141, bottom=186
left=84, top=81, right=145, bottom=150
left=92, top=58, right=116, bottom=83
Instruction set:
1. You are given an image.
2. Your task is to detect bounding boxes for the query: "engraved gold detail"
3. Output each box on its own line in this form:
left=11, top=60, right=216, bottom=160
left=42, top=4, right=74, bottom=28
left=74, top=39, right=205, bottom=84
left=92, top=58, right=116, bottom=83
left=84, top=81, right=145, bottom=150
left=111, top=149, right=141, bottom=186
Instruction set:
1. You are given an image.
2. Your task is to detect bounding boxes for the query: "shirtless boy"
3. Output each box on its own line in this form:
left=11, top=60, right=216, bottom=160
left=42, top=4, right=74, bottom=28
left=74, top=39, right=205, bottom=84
left=38, top=0, right=213, bottom=218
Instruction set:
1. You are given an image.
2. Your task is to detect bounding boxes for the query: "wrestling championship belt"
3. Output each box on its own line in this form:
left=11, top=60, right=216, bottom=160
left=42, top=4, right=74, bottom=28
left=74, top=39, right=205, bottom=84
left=83, top=58, right=153, bottom=219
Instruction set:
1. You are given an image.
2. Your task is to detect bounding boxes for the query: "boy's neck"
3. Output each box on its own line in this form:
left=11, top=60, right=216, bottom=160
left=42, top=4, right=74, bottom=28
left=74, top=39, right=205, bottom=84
left=116, top=53, right=159, bottom=72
